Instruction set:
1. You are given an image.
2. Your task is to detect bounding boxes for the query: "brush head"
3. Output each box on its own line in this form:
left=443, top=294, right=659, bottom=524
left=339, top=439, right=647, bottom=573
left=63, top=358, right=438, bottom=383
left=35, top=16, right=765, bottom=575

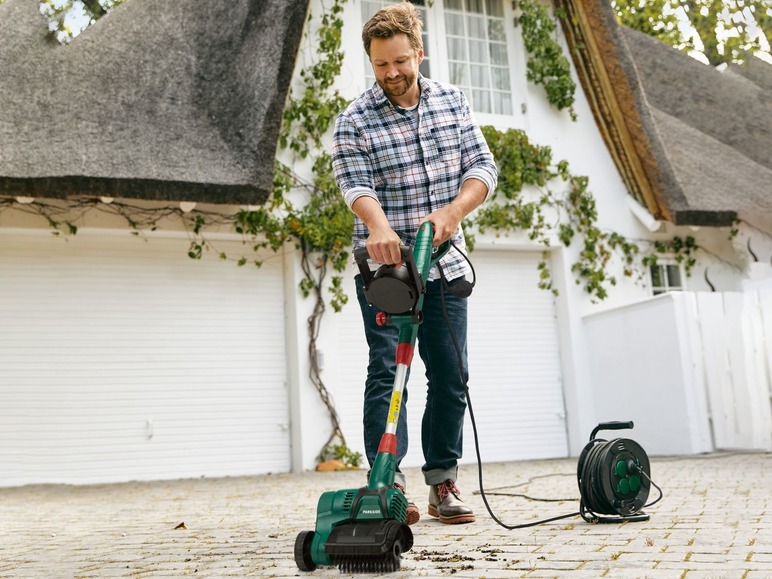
left=325, top=519, right=413, bottom=573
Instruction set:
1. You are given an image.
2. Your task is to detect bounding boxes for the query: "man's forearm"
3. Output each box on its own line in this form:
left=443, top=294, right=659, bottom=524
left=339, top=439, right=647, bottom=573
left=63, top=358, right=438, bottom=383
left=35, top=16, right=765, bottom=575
left=449, top=177, right=489, bottom=221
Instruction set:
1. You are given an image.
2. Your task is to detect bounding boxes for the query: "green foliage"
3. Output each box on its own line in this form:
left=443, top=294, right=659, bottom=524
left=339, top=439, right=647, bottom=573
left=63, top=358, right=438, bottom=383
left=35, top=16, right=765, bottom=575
left=476, top=126, right=703, bottom=298
left=40, top=0, right=128, bottom=44
left=642, top=235, right=698, bottom=276
left=273, top=0, right=353, bottom=313
left=318, top=442, right=363, bottom=469
left=611, top=0, right=687, bottom=47
left=281, top=0, right=348, bottom=158
left=519, top=0, right=577, bottom=120
left=477, top=126, right=646, bottom=302
left=612, top=0, right=771, bottom=65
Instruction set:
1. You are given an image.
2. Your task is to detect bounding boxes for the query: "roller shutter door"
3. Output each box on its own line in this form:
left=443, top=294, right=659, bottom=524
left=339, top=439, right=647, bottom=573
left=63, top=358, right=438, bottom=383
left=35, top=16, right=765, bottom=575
left=332, top=249, right=568, bottom=467
left=0, top=231, right=289, bottom=486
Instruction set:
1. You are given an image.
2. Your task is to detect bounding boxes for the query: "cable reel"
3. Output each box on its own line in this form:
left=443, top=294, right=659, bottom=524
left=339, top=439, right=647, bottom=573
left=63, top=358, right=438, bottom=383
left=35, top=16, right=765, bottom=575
left=577, top=421, right=652, bottom=523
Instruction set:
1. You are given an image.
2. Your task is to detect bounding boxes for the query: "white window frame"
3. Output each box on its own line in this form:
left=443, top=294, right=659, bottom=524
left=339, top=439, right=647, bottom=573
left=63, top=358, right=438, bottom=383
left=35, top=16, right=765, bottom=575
left=649, top=260, right=685, bottom=296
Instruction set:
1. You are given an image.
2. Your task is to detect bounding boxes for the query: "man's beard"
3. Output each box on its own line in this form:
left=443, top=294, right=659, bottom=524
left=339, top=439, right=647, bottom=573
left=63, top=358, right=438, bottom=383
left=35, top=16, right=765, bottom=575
left=378, top=73, right=416, bottom=99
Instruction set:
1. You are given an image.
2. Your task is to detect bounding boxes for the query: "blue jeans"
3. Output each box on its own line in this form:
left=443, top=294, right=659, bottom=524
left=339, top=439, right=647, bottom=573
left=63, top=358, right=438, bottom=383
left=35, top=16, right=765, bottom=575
left=355, top=274, right=469, bottom=487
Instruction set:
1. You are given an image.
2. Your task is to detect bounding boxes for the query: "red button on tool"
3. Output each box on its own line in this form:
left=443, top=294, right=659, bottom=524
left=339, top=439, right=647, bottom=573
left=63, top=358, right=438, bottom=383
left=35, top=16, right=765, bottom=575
left=376, top=312, right=387, bottom=326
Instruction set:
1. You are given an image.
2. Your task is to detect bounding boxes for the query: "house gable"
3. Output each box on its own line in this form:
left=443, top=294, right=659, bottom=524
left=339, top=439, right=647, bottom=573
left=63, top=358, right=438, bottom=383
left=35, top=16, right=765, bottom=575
left=558, top=0, right=772, bottom=233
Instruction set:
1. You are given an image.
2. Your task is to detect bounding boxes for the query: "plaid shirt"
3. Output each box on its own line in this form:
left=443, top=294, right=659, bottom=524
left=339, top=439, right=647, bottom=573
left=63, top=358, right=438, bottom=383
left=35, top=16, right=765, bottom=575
left=332, top=75, right=497, bottom=281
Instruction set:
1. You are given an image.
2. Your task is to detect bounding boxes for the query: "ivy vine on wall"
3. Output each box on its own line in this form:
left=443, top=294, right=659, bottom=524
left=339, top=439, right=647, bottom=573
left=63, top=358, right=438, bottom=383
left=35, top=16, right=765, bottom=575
left=518, top=0, right=577, bottom=120
left=473, top=125, right=644, bottom=302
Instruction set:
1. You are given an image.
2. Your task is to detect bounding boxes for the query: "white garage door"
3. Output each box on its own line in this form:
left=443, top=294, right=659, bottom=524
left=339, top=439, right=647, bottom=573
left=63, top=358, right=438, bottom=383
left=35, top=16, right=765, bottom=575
left=0, top=230, right=289, bottom=486
left=331, top=249, right=568, bottom=470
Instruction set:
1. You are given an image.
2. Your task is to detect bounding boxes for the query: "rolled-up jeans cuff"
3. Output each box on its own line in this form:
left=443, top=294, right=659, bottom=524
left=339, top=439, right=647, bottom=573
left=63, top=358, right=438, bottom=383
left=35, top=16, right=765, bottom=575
left=423, top=466, right=458, bottom=486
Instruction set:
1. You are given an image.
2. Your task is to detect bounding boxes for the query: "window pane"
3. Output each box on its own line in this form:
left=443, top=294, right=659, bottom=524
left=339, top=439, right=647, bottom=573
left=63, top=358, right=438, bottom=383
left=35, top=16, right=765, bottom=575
left=471, top=65, right=489, bottom=88
left=448, top=37, right=467, bottom=60
left=469, top=39, right=488, bottom=63
left=445, top=12, right=465, bottom=36
left=493, top=91, right=512, bottom=115
left=489, top=43, right=508, bottom=65
left=466, top=0, right=485, bottom=13
left=362, top=2, right=380, bottom=20
left=419, top=60, right=431, bottom=77
left=443, top=0, right=510, bottom=116
left=449, top=62, right=469, bottom=86
left=467, top=15, right=486, bottom=39
left=650, top=265, right=663, bottom=288
left=462, top=88, right=473, bottom=108
left=486, top=0, right=504, bottom=17
left=491, top=66, right=509, bottom=89
left=488, top=18, right=506, bottom=42
left=473, top=89, right=491, bottom=113
left=666, top=265, right=682, bottom=288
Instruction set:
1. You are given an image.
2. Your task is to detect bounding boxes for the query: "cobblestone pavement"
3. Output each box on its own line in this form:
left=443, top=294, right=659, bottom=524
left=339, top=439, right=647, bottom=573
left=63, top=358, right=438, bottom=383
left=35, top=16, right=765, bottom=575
left=1, top=452, right=769, bottom=578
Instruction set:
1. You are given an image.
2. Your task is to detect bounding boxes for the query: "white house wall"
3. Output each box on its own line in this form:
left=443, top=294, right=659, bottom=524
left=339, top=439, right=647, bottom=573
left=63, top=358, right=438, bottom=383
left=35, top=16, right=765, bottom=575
left=584, top=290, right=772, bottom=454
left=583, top=294, right=714, bottom=456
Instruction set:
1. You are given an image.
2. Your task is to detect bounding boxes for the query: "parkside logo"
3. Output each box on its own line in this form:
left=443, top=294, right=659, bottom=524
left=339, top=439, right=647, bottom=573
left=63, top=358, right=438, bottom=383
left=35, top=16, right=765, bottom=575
left=361, top=509, right=381, bottom=515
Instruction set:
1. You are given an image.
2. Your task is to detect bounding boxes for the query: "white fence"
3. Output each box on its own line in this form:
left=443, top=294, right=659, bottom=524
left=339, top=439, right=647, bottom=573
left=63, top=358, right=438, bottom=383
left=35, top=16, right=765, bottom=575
left=583, top=289, right=772, bottom=455
left=693, top=290, right=772, bottom=450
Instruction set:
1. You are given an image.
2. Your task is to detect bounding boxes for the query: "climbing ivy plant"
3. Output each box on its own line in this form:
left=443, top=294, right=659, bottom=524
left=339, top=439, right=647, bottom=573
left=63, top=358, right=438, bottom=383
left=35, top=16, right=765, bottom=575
left=519, top=0, right=577, bottom=120
left=473, top=126, right=643, bottom=301
left=267, top=0, right=356, bottom=465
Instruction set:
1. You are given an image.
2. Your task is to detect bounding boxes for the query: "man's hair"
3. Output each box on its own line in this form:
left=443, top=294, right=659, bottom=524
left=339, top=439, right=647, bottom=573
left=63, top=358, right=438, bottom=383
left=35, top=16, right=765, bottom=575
left=362, top=2, right=423, bottom=57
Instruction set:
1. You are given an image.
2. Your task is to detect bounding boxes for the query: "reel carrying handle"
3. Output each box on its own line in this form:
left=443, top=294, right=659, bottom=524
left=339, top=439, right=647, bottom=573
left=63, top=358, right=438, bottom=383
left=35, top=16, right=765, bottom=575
left=589, top=421, right=634, bottom=441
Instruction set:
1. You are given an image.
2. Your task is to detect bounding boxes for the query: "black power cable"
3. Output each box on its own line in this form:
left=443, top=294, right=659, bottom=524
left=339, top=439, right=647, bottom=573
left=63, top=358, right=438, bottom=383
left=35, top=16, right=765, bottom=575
left=437, top=253, right=662, bottom=529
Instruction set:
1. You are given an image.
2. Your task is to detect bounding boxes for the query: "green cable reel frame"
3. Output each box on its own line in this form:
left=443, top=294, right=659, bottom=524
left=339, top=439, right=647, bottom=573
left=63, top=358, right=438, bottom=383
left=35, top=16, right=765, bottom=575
left=576, top=421, right=652, bottom=523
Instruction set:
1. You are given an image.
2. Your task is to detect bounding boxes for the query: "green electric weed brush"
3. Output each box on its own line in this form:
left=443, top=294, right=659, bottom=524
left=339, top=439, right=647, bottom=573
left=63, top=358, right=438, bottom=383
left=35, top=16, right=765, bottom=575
left=294, top=222, right=448, bottom=574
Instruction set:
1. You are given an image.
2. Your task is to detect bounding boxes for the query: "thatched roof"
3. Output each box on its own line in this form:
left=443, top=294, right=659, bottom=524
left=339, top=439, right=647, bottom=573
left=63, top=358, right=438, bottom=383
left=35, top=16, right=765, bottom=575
left=0, top=0, right=309, bottom=205
left=558, top=0, right=772, bottom=234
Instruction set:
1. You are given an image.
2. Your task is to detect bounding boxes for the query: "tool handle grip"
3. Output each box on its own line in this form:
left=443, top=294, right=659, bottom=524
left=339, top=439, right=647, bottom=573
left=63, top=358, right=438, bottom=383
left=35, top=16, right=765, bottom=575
left=353, top=245, right=411, bottom=264
left=354, top=246, right=412, bottom=291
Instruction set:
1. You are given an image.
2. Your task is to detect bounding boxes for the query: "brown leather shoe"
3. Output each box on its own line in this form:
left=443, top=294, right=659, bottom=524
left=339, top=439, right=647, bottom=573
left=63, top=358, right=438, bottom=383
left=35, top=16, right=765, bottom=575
left=394, top=483, right=420, bottom=525
left=428, top=480, right=475, bottom=524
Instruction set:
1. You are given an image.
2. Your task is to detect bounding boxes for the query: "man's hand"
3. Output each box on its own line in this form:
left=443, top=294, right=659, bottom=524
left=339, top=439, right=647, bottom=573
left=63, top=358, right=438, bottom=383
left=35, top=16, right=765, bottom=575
left=423, top=178, right=489, bottom=246
left=352, top=196, right=403, bottom=265
left=365, top=226, right=403, bottom=265
left=423, top=204, right=463, bottom=246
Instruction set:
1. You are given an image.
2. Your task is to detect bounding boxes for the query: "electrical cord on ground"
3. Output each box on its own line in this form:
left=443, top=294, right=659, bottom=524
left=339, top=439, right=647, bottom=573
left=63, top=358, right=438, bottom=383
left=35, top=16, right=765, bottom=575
left=438, top=261, right=580, bottom=529
left=479, top=473, right=578, bottom=502
left=437, top=251, right=663, bottom=529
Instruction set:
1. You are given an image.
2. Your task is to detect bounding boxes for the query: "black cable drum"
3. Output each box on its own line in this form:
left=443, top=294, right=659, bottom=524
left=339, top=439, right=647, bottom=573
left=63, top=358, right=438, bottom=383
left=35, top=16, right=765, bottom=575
left=577, top=436, right=651, bottom=522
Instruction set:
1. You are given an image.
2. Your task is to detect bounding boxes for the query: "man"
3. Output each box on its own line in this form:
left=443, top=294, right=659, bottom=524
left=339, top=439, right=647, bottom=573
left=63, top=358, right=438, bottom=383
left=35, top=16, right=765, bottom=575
left=331, top=2, right=497, bottom=525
